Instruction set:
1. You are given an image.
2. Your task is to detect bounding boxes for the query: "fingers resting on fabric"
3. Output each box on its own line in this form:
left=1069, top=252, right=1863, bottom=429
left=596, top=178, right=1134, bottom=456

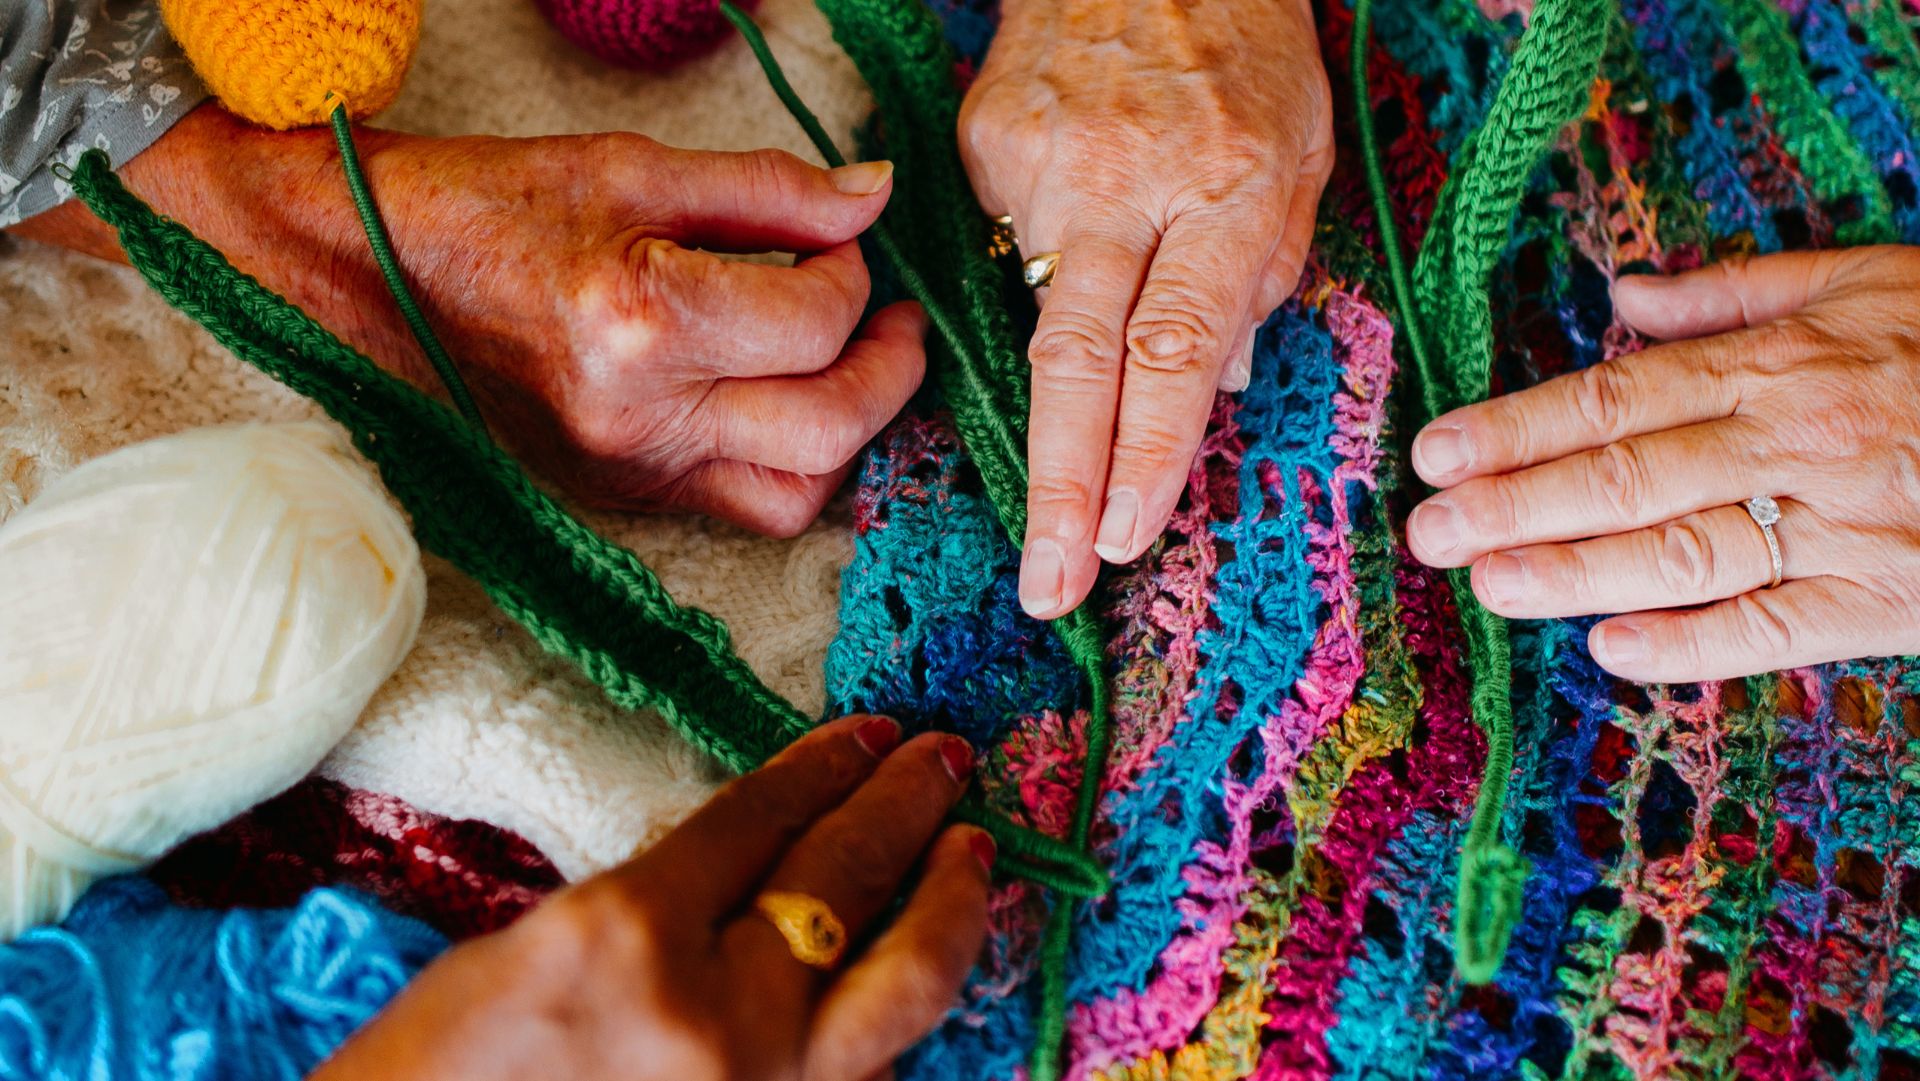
left=958, top=0, right=1335, bottom=618
left=1404, top=246, right=1920, bottom=683
left=313, top=715, right=992, bottom=1081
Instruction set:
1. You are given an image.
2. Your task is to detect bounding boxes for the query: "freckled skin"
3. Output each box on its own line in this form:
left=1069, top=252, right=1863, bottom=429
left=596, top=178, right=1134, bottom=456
left=959, top=0, right=1336, bottom=619
left=12, top=105, right=926, bottom=536
left=1402, top=246, right=1920, bottom=683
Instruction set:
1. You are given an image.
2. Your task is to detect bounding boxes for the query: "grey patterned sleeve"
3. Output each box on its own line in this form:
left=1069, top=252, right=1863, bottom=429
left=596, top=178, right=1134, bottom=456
left=0, top=0, right=209, bottom=225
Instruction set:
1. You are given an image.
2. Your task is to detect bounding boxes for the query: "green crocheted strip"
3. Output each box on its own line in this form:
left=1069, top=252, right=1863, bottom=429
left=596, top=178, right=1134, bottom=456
left=723, top=5, right=1118, bottom=1074
left=1357, top=0, right=1608, bottom=982
left=60, top=149, right=1109, bottom=904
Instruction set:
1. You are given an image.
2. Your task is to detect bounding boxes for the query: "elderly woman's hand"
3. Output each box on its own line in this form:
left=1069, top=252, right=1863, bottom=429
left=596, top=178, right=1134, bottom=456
left=312, top=715, right=992, bottom=1081
left=958, top=0, right=1335, bottom=618
left=14, top=105, right=924, bottom=536
left=1405, top=246, right=1920, bottom=682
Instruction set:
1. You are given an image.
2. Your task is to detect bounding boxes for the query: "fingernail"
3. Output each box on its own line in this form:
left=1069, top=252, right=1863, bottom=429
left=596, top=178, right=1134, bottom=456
left=969, top=830, right=998, bottom=873
left=1093, top=489, right=1140, bottom=562
left=1414, top=425, right=1473, bottom=478
left=829, top=160, right=893, bottom=195
left=1019, top=537, right=1065, bottom=616
left=938, top=736, right=976, bottom=782
left=1410, top=499, right=1463, bottom=558
left=1593, top=623, right=1648, bottom=667
left=855, top=716, right=902, bottom=758
left=1220, top=337, right=1255, bottom=393
left=1480, top=551, right=1527, bottom=605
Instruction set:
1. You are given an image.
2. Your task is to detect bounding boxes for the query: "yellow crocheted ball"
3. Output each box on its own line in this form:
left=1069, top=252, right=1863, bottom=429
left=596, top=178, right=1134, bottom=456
left=159, top=0, right=422, bottom=130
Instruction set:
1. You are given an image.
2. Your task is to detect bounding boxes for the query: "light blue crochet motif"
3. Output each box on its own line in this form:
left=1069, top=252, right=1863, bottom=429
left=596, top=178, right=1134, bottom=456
left=827, top=416, right=1082, bottom=749
left=1056, top=306, right=1338, bottom=1005
left=0, top=877, right=444, bottom=1081
left=832, top=301, right=1347, bottom=1080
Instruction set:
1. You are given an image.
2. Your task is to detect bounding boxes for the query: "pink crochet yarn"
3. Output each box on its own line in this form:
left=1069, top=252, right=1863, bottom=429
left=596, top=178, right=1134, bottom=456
left=533, top=0, right=755, bottom=69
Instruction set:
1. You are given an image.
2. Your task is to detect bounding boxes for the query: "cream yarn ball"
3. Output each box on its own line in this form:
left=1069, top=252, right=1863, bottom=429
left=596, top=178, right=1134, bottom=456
left=0, top=422, right=426, bottom=937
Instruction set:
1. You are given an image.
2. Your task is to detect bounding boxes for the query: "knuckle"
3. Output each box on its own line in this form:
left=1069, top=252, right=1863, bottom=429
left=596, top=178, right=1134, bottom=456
left=752, top=491, right=824, bottom=539
left=739, top=147, right=807, bottom=200
left=538, top=881, right=669, bottom=964
left=1127, top=309, right=1222, bottom=376
left=1026, top=470, right=1099, bottom=516
left=1732, top=592, right=1798, bottom=659
left=1029, top=318, right=1123, bottom=380
left=786, top=420, right=862, bottom=477
left=1590, top=442, right=1650, bottom=520
left=1569, top=363, right=1637, bottom=443
left=810, top=829, right=897, bottom=896
left=1656, top=518, right=1717, bottom=594
left=615, top=235, right=693, bottom=339
left=1110, top=425, right=1189, bottom=472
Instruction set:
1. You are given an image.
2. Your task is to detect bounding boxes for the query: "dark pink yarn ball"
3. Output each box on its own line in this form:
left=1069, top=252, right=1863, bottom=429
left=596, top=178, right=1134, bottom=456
left=533, top=0, right=756, bottom=70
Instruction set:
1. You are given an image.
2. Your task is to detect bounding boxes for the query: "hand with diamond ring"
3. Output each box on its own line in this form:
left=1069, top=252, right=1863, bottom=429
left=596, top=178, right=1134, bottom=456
left=957, top=0, right=1335, bottom=619
left=1404, top=246, right=1920, bottom=683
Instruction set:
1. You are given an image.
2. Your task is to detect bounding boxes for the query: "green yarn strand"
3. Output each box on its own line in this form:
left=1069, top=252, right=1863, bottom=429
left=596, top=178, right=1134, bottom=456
left=719, top=0, right=1031, bottom=534
left=70, top=148, right=807, bottom=773
left=328, top=104, right=487, bottom=432
left=723, top=5, right=1114, bottom=1073
left=1357, top=0, right=1606, bottom=983
left=64, top=149, right=1103, bottom=899
left=1349, top=0, right=1431, bottom=384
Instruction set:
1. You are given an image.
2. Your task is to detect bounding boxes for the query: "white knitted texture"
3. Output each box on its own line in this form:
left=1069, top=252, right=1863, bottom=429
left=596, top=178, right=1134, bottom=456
left=0, top=422, right=427, bottom=937
left=0, top=0, right=869, bottom=880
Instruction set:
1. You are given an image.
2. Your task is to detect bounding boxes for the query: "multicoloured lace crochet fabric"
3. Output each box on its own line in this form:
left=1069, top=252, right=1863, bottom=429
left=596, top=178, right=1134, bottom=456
left=827, top=0, right=1920, bottom=1076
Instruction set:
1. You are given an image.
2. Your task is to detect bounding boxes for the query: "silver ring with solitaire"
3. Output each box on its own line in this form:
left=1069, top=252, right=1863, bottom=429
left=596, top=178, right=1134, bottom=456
left=1743, top=496, right=1783, bottom=590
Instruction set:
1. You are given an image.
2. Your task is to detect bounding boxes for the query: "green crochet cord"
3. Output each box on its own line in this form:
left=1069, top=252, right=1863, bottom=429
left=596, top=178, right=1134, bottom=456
left=327, top=102, right=487, bottom=432
left=60, top=148, right=1108, bottom=904
left=719, top=4, right=1113, bottom=1075
left=1354, top=0, right=1606, bottom=981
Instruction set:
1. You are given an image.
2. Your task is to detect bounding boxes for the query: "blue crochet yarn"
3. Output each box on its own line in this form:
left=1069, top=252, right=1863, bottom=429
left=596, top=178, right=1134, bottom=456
left=830, top=304, right=1344, bottom=1080
left=0, top=877, right=445, bottom=1081
left=1626, top=0, right=1785, bottom=249
left=1791, top=0, right=1920, bottom=243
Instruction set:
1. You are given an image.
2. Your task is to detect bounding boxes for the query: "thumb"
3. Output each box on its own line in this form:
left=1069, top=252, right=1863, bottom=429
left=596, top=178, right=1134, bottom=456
left=1611, top=250, right=1860, bottom=341
left=654, top=145, right=893, bottom=253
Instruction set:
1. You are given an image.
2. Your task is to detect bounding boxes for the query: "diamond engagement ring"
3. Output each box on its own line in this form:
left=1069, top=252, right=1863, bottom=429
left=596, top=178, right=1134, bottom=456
left=1743, top=496, right=1783, bottom=590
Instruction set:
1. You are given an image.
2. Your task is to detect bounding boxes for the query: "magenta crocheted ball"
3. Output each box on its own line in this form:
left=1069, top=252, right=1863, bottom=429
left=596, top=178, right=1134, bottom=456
left=533, top=0, right=754, bottom=70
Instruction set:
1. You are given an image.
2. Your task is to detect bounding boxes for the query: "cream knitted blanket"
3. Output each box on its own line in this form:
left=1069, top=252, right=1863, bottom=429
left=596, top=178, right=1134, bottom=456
left=0, top=0, right=874, bottom=880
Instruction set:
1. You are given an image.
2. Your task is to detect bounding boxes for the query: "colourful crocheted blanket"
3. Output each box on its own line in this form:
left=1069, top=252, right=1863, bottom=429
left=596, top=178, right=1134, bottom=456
left=825, top=0, right=1920, bottom=1077
left=14, top=0, right=1920, bottom=1076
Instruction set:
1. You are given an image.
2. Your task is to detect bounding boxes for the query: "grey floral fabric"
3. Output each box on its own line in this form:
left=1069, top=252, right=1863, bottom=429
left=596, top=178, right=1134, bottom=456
left=0, top=0, right=206, bottom=225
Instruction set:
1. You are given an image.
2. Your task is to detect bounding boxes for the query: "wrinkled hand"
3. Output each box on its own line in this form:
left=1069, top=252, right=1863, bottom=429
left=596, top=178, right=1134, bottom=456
left=15, top=105, right=924, bottom=536
left=958, top=0, right=1333, bottom=617
left=313, top=716, right=992, bottom=1081
left=1405, top=246, right=1920, bottom=683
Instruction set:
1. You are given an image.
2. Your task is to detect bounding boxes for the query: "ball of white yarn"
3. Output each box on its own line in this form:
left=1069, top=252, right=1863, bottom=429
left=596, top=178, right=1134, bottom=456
left=0, top=422, right=426, bottom=937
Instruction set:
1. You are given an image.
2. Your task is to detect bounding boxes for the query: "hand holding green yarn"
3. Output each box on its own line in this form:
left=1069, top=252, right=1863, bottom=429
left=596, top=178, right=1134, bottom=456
left=21, top=105, right=919, bottom=534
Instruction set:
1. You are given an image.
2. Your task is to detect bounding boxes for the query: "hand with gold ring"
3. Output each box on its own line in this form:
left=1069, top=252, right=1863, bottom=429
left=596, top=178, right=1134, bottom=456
left=958, top=0, right=1334, bottom=620
left=1404, top=246, right=1920, bottom=683
left=311, top=715, right=991, bottom=1081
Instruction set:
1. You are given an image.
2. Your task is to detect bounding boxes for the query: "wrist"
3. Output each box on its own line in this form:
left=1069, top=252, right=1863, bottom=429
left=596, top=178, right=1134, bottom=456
left=12, top=103, right=431, bottom=386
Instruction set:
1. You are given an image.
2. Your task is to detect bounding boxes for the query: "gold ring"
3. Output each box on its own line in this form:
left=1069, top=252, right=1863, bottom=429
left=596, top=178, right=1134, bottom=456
left=987, top=214, right=1018, bottom=259
left=1022, top=251, right=1061, bottom=289
left=753, top=890, right=847, bottom=969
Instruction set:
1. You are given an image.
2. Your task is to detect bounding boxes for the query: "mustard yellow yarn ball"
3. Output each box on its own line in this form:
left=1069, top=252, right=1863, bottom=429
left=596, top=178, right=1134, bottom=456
left=159, top=0, right=422, bottom=130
